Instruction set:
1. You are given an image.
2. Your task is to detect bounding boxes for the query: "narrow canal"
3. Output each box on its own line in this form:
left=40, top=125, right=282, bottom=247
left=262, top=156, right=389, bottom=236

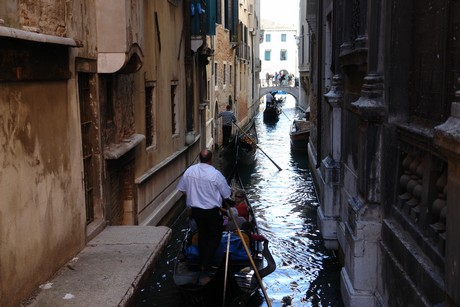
left=136, top=97, right=343, bottom=306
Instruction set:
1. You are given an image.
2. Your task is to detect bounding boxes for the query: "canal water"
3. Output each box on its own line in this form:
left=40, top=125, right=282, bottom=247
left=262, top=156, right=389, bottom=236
left=136, top=97, right=344, bottom=306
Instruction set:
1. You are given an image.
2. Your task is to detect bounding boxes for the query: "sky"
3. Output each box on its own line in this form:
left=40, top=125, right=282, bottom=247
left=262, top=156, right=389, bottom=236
left=260, top=0, right=299, bottom=27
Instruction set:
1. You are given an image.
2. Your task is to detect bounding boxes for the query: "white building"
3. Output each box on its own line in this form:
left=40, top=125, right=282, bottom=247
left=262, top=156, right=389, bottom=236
left=259, top=19, right=298, bottom=87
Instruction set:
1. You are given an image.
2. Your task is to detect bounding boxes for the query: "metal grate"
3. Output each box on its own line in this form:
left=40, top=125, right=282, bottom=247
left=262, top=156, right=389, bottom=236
left=78, top=73, right=94, bottom=224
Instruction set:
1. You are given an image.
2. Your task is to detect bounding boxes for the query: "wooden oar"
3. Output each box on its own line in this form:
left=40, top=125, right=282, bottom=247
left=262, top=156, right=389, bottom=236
left=227, top=208, right=272, bottom=307
left=222, top=232, right=231, bottom=307
left=233, top=123, right=282, bottom=171
left=281, top=108, right=291, bottom=121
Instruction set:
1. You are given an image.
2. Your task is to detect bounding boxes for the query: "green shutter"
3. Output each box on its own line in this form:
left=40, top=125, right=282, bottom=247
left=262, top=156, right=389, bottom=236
left=206, top=0, right=216, bottom=35
left=231, top=0, right=239, bottom=41
left=191, top=0, right=217, bottom=36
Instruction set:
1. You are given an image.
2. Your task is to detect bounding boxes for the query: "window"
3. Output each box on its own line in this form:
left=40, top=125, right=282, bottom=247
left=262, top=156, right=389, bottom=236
left=265, top=50, right=271, bottom=61
left=216, top=0, right=222, bottom=24
left=301, top=26, right=305, bottom=65
left=281, top=33, right=287, bottom=42
left=171, top=81, right=178, bottom=135
left=280, top=49, right=287, bottom=61
left=105, top=76, right=114, bottom=122
left=214, top=63, right=218, bottom=86
left=265, top=34, right=271, bottom=42
left=145, top=81, right=156, bottom=148
left=223, top=64, right=227, bottom=85
left=229, top=65, right=232, bottom=84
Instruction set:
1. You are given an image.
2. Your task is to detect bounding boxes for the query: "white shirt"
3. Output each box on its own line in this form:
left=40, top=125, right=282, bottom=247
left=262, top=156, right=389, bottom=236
left=265, top=93, right=273, bottom=103
left=177, top=162, right=231, bottom=209
left=218, top=110, right=237, bottom=127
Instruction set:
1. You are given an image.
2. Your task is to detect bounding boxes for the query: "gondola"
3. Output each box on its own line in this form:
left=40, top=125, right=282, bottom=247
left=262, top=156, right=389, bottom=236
left=235, top=119, right=258, bottom=166
left=289, top=118, right=310, bottom=152
left=220, top=119, right=258, bottom=167
left=263, top=97, right=282, bottom=123
left=173, top=168, right=276, bottom=306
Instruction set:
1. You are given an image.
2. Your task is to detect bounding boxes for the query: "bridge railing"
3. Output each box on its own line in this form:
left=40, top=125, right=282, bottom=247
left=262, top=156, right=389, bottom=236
left=260, top=79, right=297, bottom=88
left=258, top=85, right=300, bottom=102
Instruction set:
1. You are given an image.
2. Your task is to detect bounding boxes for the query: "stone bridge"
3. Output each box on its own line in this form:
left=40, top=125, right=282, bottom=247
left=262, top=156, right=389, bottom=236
left=259, top=85, right=299, bottom=102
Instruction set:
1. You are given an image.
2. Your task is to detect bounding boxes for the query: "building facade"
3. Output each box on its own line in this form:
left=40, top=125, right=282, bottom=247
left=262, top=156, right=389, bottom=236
left=259, top=14, right=306, bottom=110
left=297, top=0, right=312, bottom=112
left=304, top=0, right=460, bottom=306
left=260, top=20, right=298, bottom=88
left=235, top=0, right=261, bottom=124
left=0, top=0, right=210, bottom=305
left=205, top=0, right=261, bottom=150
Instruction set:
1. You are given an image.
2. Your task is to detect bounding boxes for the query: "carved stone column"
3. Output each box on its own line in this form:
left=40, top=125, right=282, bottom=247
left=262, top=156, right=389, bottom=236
left=319, top=74, right=344, bottom=250
left=341, top=73, right=385, bottom=306
left=351, top=74, right=385, bottom=200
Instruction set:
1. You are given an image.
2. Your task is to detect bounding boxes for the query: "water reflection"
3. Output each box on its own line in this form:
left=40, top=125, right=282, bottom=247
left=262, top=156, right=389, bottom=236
left=136, top=97, right=343, bottom=306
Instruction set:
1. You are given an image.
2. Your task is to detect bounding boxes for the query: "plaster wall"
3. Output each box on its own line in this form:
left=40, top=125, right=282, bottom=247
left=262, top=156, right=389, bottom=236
left=0, top=1, right=98, bottom=305
left=0, top=0, right=66, bottom=35
left=132, top=0, right=189, bottom=226
left=134, top=0, right=186, bottom=164
left=0, top=82, right=85, bottom=306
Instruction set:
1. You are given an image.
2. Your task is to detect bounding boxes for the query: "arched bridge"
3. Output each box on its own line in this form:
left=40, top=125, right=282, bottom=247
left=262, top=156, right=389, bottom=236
left=259, top=85, right=299, bottom=102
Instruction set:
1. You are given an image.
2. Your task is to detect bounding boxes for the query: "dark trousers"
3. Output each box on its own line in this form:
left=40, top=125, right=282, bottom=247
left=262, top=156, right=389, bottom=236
left=222, top=125, right=232, bottom=147
left=191, top=207, right=223, bottom=269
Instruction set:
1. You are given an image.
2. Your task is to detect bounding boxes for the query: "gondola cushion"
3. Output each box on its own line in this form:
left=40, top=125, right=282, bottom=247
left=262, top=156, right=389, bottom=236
left=185, top=232, right=250, bottom=264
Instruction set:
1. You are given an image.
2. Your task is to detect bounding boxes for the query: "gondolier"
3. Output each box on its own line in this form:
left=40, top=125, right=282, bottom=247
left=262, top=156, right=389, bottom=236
left=174, top=166, right=276, bottom=306
left=265, top=92, right=273, bottom=107
left=263, top=92, right=281, bottom=123
left=218, top=104, right=237, bottom=147
left=177, top=149, right=232, bottom=271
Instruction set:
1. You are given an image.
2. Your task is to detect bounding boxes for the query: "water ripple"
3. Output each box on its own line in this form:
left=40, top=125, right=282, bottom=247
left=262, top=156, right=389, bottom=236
left=237, top=99, right=343, bottom=306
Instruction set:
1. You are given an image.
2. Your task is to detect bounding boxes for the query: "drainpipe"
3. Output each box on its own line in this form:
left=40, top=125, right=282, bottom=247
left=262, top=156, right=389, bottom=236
left=251, top=32, right=255, bottom=118
left=184, top=0, right=194, bottom=133
left=316, top=0, right=323, bottom=169
left=234, top=47, right=238, bottom=122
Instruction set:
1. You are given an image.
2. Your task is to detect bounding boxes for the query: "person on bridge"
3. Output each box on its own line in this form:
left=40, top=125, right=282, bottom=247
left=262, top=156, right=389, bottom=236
left=217, top=104, right=237, bottom=147
left=273, top=72, right=279, bottom=86
left=280, top=71, right=286, bottom=85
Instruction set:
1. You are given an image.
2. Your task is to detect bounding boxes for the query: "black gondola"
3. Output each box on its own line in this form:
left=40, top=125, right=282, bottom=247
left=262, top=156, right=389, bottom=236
left=235, top=119, right=258, bottom=166
left=220, top=119, right=258, bottom=167
left=173, top=169, right=276, bottom=306
left=263, top=96, right=282, bottom=123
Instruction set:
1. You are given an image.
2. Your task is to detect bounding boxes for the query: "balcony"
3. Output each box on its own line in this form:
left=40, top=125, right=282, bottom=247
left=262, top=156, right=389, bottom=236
left=391, top=122, right=447, bottom=266
left=95, top=0, right=144, bottom=73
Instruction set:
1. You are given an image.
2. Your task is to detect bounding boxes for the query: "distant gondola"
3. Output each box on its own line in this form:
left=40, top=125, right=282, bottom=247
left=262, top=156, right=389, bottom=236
left=289, top=111, right=310, bottom=152
left=235, top=119, right=258, bottom=166
left=221, top=119, right=258, bottom=166
left=290, top=118, right=310, bottom=152
left=263, top=102, right=281, bottom=123
left=263, top=92, right=282, bottom=123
